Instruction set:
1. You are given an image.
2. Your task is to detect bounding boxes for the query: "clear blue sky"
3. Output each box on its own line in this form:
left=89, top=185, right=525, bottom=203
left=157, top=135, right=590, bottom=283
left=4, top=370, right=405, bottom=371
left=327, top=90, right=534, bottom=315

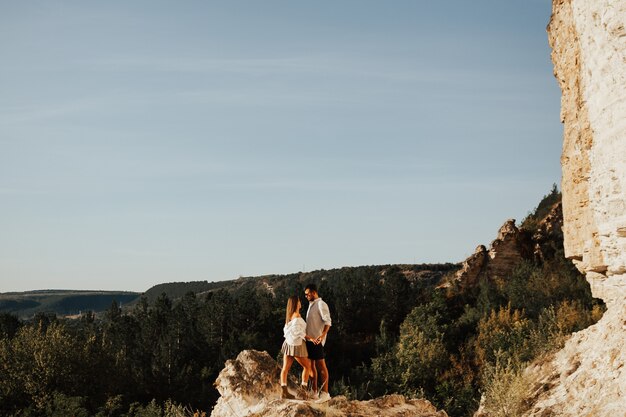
left=1, top=1, right=562, bottom=292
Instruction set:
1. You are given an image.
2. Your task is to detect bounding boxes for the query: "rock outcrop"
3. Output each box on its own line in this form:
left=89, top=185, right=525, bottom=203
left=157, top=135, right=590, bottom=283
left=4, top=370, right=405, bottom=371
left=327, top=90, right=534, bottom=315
left=490, top=1, right=626, bottom=416
left=451, top=244, right=488, bottom=288
left=486, top=220, right=532, bottom=281
left=445, top=214, right=555, bottom=289
left=211, top=350, right=448, bottom=417
left=447, top=219, right=528, bottom=289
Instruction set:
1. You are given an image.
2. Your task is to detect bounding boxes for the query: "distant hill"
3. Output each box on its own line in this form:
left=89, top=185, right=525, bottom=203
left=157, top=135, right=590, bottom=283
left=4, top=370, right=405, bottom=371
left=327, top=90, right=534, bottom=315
left=2, top=263, right=459, bottom=319
left=0, top=290, right=140, bottom=319
left=138, top=280, right=235, bottom=304
left=139, top=262, right=459, bottom=304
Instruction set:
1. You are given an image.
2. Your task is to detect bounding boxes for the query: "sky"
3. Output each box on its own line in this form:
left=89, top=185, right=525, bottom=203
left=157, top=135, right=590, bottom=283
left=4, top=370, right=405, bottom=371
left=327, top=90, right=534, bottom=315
left=0, top=1, right=563, bottom=293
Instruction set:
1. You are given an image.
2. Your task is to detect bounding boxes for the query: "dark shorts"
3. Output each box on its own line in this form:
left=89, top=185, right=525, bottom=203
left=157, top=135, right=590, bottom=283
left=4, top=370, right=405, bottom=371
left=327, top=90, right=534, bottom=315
left=305, top=340, right=325, bottom=360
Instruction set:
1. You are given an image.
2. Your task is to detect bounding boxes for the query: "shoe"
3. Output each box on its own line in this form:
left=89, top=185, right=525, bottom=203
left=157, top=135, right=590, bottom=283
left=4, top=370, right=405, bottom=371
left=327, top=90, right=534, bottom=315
left=281, top=385, right=295, bottom=399
left=317, top=391, right=331, bottom=402
left=297, top=385, right=309, bottom=400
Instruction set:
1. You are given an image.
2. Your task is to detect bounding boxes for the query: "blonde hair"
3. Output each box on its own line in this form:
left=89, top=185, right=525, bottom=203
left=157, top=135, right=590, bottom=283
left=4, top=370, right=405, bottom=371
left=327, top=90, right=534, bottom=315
left=285, top=296, right=300, bottom=324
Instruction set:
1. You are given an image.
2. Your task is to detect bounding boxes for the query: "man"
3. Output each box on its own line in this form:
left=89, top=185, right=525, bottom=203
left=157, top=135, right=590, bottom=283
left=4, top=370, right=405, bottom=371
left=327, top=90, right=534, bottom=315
left=304, top=283, right=332, bottom=400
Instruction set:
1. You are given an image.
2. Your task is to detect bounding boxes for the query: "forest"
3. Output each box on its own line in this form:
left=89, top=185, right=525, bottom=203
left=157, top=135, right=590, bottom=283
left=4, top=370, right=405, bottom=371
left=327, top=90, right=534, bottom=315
left=0, top=189, right=604, bottom=417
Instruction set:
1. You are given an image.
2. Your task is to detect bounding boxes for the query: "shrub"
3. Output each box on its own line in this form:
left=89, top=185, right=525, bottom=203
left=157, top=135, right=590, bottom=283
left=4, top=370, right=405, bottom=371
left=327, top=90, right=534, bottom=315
left=45, top=392, right=89, bottom=417
left=481, top=355, right=530, bottom=417
left=474, top=305, right=533, bottom=367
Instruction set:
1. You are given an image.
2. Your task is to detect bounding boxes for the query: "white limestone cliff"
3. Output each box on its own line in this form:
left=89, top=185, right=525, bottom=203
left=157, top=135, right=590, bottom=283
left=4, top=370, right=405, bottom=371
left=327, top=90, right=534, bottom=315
left=554, top=0, right=626, bottom=301
left=518, top=1, right=626, bottom=415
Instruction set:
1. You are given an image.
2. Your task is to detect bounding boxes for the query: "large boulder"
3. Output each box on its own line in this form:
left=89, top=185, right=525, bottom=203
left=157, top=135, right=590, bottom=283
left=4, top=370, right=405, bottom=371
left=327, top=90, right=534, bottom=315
left=211, top=350, right=448, bottom=417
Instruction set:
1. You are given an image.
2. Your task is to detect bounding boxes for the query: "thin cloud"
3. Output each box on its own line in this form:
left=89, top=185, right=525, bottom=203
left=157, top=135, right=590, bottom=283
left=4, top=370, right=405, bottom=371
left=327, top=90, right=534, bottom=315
left=78, top=54, right=479, bottom=84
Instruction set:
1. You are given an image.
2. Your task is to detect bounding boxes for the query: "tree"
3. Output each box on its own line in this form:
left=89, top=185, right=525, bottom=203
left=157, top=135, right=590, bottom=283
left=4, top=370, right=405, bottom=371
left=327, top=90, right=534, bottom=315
left=0, top=313, right=20, bottom=339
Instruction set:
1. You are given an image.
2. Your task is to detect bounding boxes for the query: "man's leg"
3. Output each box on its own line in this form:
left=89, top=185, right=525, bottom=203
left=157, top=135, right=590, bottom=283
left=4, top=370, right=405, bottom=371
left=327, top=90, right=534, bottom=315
left=306, top=341, right=318, bottom=392
left=310, top=360, right=318, bottom=392
left=315, top=359, right=329, bottom=393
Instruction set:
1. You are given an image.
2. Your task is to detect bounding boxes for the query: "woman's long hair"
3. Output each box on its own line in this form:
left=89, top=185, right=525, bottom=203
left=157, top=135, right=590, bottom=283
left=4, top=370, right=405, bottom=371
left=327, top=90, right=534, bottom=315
left=285, top=296, right=300, bottom=324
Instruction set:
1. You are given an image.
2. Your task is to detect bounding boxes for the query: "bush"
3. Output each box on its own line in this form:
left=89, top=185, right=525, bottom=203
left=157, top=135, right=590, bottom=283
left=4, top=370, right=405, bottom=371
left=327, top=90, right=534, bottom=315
left=475, top=305, right=533, bottom=367
left=45, top=392, right=89, bottom=417
left=481, top=355, right=530, bottom=417
left=124, top=399, right=196, bottom=417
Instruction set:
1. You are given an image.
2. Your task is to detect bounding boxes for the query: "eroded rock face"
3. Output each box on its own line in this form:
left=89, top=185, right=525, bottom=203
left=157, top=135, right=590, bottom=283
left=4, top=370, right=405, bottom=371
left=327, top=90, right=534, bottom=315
left=486, top=220, right=530, bottom=281
left=448, top=216, right=541, bottom=289
left=211, top=350, right=448, bottom=417
left=552, top=0, right=626, bottom=295
left=212, top=350, right=283, bottom=417
left=514, top=1, right=626, bottom=415
left=452, top=245, right=488, bottom=288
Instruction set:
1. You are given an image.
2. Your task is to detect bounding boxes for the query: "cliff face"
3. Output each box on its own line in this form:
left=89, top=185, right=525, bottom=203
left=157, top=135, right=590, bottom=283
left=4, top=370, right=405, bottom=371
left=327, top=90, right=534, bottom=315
left=210, top=350, right=448, bottom=417
left=552, top=0, right=626, bottom=298
left=519, top=1, right=626, bottom=415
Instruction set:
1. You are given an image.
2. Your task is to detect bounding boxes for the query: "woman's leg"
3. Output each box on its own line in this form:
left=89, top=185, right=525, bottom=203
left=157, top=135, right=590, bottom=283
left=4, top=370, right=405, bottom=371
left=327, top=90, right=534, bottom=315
left=281, top=355, right=294, bottom=385
left=294, top=356, right=310, bottom=385
left=294, top=356, right=312, bottom=399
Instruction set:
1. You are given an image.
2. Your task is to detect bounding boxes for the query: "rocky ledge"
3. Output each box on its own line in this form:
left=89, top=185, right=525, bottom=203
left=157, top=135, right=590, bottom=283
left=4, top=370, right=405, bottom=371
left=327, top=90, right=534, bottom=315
left=210, top=350, right=448, bottom=417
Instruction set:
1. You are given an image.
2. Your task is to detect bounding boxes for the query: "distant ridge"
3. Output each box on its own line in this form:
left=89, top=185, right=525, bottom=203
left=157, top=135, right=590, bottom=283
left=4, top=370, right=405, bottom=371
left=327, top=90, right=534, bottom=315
left=0, top=290, right=140, bottom=319
left=139, top=262, right=459, bottom=305
left=1, top=262, right=460, bottom=319
left=139, top=280, right=235, bottom=303
left=1, top=289, right=132, bottom=295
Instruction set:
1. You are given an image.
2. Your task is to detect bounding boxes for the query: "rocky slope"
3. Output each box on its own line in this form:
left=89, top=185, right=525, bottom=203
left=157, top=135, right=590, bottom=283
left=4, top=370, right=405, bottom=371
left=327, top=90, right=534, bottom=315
left=484, top=1, right=626, bottom=416
left=210, top=350, right=448, bottom=417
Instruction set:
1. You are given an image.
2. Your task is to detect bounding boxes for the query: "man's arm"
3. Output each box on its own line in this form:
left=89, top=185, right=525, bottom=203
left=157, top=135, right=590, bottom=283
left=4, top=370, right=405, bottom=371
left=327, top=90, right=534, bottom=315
left=319, top=300, right=332, bottom=327
left=318, top=324, right=331, bottom=343
left=315, top=300, right=332, bottom=344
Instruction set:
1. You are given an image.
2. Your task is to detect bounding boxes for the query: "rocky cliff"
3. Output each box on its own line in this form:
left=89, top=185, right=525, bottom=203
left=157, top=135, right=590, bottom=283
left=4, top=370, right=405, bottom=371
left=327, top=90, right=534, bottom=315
left=446, top=219, right=526, bottom=289
left=552, top=0, right=626, bottom=299
left=513, top=1, right=626, bottom=415
left=210, top=350, right=448, bottom=417
left=444, top=205, right=560, bottom=290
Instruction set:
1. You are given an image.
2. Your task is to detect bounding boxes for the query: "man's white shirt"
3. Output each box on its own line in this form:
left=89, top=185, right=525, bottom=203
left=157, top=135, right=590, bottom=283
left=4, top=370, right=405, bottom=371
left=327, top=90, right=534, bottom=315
left=306, top=298, right=332, bottom=346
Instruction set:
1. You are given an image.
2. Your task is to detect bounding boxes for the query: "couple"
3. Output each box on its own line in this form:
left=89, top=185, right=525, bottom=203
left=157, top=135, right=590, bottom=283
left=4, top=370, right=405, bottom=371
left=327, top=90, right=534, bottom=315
left=279, top=284, right=332, bottom=401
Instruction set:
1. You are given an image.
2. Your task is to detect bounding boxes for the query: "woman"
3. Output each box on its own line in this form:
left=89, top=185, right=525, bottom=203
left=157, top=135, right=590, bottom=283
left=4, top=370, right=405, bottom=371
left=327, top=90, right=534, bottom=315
left=280, top=295, right=312, bottom=400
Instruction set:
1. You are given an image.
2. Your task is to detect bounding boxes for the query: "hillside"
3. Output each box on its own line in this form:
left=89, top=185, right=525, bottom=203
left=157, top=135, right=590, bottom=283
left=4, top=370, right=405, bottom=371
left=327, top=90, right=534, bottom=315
left=0, top=290, right=140, bottom=319
left=0, top=263, right=459, bottom=319
left=136, top=262, right=459, bottom=307
left=138, top=280, right=236, bottom=304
